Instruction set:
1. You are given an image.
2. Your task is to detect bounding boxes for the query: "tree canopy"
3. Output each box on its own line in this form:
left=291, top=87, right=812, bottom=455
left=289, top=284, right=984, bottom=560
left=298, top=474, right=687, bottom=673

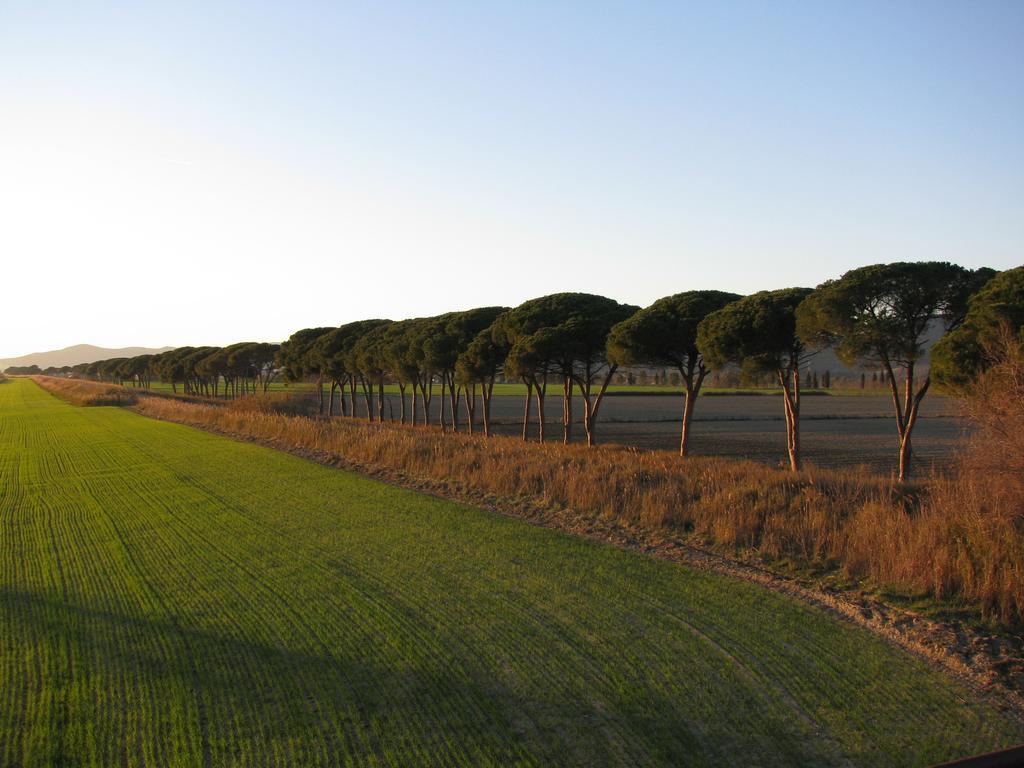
left=795, top=262, right=984, bottom=368
left=932, top=266, right=1024, bottom=387
left=796, top=261, right=991, bottom=479
left=698, top=288, right=814, bottom=471
left=607, top=290, right=741, bottom=456
left=496, top=293, right=637, bottom=445
left=278, top=328, right=335, bottom=383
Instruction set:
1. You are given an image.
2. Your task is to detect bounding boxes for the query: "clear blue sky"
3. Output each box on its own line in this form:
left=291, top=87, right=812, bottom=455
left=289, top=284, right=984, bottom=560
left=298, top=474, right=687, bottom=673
left=1, top=1, right=1021, bottom=356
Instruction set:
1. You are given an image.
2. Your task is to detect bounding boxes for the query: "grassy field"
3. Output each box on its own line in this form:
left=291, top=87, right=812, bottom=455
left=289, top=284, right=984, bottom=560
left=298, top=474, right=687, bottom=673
left=1, top=378, right=1019, bottom=766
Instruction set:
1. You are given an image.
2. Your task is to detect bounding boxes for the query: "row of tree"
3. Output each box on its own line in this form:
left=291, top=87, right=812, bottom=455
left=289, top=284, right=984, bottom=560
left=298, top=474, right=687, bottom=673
left=72, top=342, right=280, bottom=397
left=60, top=262, right=1022, bottom=481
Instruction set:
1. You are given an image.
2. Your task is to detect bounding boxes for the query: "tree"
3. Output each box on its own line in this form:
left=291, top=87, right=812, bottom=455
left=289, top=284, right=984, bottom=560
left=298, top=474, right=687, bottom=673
left=352, top=322, right=394, bottom=422
left=492, top=308, right=553, bottom=442
left=932, top=266, right=1024, bottom=387
left=399, top=318, right=440, bottom=426
left=85, top=360, right=103, bottom=380
left=179, top=347, right=219, bottom=396
left=699, top=288, right=814, bottom=472
left=122, top=354, right=154, bottom=389
left=312, top=329, right=351, bottom=417
left=796, top=261, right=990, bottom=481
left=154, top=347, right=195, bottom=394
left=423, top=307, right=507, bottom=432
left=558, top=299, right=639, bottom=446
left=197, top=346, right=235, bottom=397
left=379, top=320, right=421, bottom=424
left=277, top=328, right=334, bottom=413
left=456, top=329, right=510, bottom=436
left=209, top=342, right=281, bottom=396
left=4, top=364, right=42, bottom=376
left=608, top=290, right=741, bottom=457
left=496, top=293, right=636, bottom=445
left=312, top=322, right=364, bottom=418
left=508, top=325, right=567, bottom=442
left=99, top=358, right=129, bottom=384
left=240, top=342, right=280, bottom=394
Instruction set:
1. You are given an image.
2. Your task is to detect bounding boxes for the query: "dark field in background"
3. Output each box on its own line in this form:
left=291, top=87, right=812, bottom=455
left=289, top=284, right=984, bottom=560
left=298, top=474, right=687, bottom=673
left=354, top=393, right=963, bottom=474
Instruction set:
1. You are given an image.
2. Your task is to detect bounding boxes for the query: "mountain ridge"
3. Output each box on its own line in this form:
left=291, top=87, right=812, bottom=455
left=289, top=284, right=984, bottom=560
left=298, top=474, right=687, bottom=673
left=0, top=344, right=176, bottom=371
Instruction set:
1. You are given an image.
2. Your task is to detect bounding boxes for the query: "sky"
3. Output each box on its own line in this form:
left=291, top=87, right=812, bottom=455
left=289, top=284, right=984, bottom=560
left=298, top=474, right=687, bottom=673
left=1, top=1, right=1022, bottom=357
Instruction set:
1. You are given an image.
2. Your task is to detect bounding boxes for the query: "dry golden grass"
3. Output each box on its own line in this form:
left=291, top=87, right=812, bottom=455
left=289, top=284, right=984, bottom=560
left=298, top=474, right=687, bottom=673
left=33, top=372, right=1024, bottom=624
left=30, top=376, right=138, bottom=406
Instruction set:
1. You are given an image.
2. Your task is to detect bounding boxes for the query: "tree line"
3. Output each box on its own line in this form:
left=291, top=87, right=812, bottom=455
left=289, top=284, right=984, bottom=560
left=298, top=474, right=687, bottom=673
left=54, top=343, right=281, bottom=397
left=47, top=262, right=1022, bottom=481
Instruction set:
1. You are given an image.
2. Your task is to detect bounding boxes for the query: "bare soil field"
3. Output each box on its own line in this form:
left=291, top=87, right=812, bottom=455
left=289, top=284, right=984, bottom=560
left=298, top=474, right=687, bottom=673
left=375, top=393, right=963, bottom=473
left=131, top=382, right=967, bottom=472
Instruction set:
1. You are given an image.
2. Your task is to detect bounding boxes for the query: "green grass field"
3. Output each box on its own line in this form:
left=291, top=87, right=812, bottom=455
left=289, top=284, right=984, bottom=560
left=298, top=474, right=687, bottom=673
left=1, top=378, right=1019, bottom=766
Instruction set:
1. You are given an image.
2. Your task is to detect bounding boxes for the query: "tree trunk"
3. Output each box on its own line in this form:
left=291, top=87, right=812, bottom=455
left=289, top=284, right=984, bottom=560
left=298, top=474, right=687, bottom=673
left=447, top=375, right=460, bottom=433
left=482, top=379, right=494, bottom=437
left=328, top=382, right=336, bottom=416
left=579, top=365, right=617, bottom=447
left=881, top=358, right=931, bottom=481
left=680, top=387, right=695, bottom=458
left=361, top=379, right=373, bottom=422
left=898, top=434, right=913, bottom=482
left=582, top=396, right=594, bottom=446
left=465, top=384, right=476, bottom=434
left=680, top=365, right=708, bottom=458
left=562, top=376, right=573, bottom=445
left=897, top=368, right=930, bottom=482
left=791, top=365, right=801, bottom=471
left=522, top=379, right=533, bottom=441
left=778, top=368, right=801, bottom=472
left=377, top=378, right=385, bottom=422
left=420, top=376, right=433, bottom=425
left=439, top=376, right=447, bottom=431
left=399, top=384, right=407, bottom=424
left=883, top=357, right=907, bottom=435
left=535, top=382, right=547, bottom=443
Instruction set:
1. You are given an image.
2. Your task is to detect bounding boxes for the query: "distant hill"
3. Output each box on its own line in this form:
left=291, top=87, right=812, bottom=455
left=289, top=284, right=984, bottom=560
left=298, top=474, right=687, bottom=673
left=0, top=344, right=175, bottom=371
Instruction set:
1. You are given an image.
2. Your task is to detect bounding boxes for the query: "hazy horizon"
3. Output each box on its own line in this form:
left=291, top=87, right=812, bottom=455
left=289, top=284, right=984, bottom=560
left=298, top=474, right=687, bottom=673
left=2, top=2, right=1021, bottom=358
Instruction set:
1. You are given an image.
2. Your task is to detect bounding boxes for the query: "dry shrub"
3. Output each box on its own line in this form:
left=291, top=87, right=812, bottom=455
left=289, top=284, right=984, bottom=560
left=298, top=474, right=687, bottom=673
left=223, top=391, right=320, bottom=417
left=920, top=340, right=1024, bottom=623
left=30, top=369, right=1024, bottom=624
left=839, top=340, right=1024, bottom=622
left=33, top=376, right=137, bottom=406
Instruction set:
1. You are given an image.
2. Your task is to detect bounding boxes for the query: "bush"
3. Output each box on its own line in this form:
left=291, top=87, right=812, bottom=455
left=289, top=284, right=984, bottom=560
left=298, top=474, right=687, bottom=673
left=32, top=376, right=137, bottom=406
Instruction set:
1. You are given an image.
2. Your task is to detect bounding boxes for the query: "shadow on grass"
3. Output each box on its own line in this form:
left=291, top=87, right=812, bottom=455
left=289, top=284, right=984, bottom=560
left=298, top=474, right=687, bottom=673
left=0, top=586, right=738, bottom=767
